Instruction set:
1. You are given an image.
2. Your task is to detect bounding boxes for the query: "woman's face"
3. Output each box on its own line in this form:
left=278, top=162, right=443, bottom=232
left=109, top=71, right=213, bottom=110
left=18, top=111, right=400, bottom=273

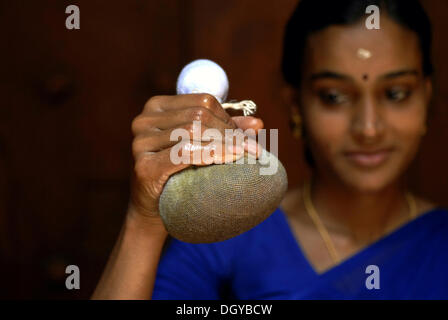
left=298, top=15, right=432, bottom=193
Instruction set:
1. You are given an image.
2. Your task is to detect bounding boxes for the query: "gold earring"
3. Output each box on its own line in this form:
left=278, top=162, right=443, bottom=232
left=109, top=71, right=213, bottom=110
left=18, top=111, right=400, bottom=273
left=291, top=113, right=302, bottom=139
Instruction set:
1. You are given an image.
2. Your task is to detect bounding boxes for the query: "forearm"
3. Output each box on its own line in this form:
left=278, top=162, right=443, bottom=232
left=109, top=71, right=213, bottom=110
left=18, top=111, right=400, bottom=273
left=91, top=210, right=168, bottom=300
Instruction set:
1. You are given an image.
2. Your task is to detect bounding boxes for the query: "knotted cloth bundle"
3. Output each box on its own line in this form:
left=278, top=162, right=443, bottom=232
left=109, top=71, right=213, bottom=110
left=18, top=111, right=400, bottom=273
left=159, top=59, right=288, bottom=243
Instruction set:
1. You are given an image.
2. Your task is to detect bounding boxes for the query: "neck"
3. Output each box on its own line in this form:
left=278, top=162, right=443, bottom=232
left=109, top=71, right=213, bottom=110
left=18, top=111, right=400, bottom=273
left=309, top=172, right=411, bottom=245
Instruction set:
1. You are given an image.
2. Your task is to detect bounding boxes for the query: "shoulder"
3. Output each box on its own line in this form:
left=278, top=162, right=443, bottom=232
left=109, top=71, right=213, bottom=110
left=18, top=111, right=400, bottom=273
left=414, top=195, right=440, bottom=218
left=413, top=198, right=448, bottom=241
left=413, top=195, right=448, bottom=226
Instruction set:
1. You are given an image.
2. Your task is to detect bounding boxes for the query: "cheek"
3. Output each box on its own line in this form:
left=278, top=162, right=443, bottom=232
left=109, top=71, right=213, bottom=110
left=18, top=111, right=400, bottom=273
left=387, top=102, right=426, bottom=151
left=381, top=104, right=426, bottom=182
left=305, top=108, right=348, bottom=158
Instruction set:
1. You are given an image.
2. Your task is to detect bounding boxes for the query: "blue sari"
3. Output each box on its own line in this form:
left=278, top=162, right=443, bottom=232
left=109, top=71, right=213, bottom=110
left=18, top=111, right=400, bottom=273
left=152, top=207, right=448, bottom=299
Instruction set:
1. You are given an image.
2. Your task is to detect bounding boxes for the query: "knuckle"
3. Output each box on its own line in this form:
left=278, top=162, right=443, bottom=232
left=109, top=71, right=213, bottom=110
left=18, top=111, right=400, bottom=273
left=190, top=106, right=206, bottom=122
left=132, top=115, right=156, bottom=136
left=191, top=106, right=213, bottom=123
left=132, top=138, right=143, bottom=155
left=198, top=93, right=216, bottom=108
left=144, top=95, right=162, bottom=111
left=131, top=116, right=143, bottom=135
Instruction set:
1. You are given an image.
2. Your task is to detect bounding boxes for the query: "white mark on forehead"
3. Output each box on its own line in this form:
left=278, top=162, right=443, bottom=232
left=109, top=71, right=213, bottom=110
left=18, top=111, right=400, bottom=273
left=357, top=48, right=372, bottom=60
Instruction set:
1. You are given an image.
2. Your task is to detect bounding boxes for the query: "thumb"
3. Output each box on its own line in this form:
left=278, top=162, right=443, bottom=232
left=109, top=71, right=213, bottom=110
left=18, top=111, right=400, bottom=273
left=231, top=116, right=264, bottom=134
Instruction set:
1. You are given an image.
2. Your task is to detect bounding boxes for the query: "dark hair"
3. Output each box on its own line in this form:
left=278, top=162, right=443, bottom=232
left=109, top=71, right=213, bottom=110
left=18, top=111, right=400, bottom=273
left=282, top=0, right=433, bottom=167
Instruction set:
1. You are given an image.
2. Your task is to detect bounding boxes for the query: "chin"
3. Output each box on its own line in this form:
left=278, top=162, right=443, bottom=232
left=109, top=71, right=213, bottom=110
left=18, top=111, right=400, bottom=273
left=344, top=176, right=393, bottom=194
left=336, top=163, right=403, bottom=194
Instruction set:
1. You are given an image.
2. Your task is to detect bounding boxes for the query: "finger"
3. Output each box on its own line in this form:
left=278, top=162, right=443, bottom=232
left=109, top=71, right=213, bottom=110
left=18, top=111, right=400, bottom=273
left=144, top=94, right=235, bottom=126
left=243, top=137, right=263, bottom=159
left=134, top=148, right=190, bottom=188
left=132, top=122, right=246, bottom=155
left=232, top=116, right=264, bottom=134
left=172, top=140, right=247, bottom=166
left=137, top=140, right=246, bottom=181
left=148, top=106, right=236, bottom=131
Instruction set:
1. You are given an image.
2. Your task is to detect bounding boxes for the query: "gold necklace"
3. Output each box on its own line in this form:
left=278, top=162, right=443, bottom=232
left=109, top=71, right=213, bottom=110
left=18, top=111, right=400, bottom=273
left=302, top=180, right=418, bottom=264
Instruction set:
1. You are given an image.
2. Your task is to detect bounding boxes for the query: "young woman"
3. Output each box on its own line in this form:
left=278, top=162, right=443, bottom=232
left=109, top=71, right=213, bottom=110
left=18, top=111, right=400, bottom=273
left=92, top=0, right=448, bottom=299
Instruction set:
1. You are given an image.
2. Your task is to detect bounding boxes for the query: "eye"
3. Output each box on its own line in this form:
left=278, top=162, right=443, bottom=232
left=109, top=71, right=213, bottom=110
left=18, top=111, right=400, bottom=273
left=318, top=90, right=349, bottom=105
left=386, top=87, right=410, bottom=102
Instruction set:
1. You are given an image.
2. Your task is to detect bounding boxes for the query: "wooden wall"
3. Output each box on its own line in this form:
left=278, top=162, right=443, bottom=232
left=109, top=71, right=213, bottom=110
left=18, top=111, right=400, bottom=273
left=0, top=0, right=446, bottom=299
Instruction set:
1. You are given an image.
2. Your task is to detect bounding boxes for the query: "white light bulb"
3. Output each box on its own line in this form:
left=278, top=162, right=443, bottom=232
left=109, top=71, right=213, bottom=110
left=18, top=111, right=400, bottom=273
left=176, top=59, right=229, bottom=103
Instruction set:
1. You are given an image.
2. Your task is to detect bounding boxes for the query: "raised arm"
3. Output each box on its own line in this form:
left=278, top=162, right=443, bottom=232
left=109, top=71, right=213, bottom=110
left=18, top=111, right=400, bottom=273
left=91, top=94, right=263, bottom=300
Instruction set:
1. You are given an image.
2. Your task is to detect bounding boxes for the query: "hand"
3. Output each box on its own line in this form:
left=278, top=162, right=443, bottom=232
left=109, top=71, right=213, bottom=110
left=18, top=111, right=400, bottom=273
left=127, top=94, right=264, bottom=229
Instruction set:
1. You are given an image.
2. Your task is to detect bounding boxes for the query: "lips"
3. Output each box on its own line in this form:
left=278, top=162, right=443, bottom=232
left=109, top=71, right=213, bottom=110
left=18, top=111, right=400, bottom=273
left=344, top=148, right=394, bottom=168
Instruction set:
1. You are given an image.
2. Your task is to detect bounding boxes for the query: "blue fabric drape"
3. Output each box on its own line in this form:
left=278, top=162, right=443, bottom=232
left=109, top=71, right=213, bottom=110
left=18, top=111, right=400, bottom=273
left=153, top=207, right=448, bottom=299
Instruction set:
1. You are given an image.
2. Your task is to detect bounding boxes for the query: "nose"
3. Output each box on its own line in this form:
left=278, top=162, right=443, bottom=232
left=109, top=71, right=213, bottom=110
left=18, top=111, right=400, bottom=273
left=351, top=96, right=385, bottom=143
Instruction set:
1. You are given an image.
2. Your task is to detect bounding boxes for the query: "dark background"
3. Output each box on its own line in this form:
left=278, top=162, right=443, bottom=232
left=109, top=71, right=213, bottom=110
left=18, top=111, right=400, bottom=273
left=0, top=0, right=447, bottom=299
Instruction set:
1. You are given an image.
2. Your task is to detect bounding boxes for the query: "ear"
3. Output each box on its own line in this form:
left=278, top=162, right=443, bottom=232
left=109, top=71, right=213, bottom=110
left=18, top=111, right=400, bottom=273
left=280, top=84, right=302, bottom=116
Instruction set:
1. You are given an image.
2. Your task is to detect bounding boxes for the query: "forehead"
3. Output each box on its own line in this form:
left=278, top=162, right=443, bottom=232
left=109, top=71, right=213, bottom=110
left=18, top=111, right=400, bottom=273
left=303, top=15, right=423, bottom=77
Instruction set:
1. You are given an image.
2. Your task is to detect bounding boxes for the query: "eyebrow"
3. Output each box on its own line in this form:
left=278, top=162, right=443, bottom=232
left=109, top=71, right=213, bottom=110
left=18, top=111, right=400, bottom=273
left=380, top=69, right=420, bottom=79
left=309, top=69, right=420, bottom=82
left=309, top=71, right=353, bottom=82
